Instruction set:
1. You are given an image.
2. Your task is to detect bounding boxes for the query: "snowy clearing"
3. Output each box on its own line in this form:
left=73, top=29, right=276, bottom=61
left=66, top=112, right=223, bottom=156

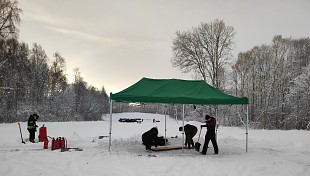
left=0, top=112, right=309, bottom=176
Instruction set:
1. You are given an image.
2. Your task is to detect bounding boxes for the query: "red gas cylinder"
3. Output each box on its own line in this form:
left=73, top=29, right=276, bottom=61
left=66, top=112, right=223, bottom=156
left=55, top=138, right=59, bottom=150
left=39, top=125, right=47, bottom=142
left=51, top=138, right=56, bottom=151
left=60, top=137, right=66, bottom=149
left=56, top=137, right=62, bottom=149
left=43, top=138, right=49, bottom=149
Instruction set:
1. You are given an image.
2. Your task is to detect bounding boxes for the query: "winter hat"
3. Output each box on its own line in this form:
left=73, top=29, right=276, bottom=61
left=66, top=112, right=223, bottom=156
left=33, top=113, right=39, bottom=119
left=205, top=115, right=211, bottom=120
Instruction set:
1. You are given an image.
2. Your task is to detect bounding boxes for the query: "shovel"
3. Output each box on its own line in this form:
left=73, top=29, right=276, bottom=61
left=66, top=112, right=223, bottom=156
left=195, top=126, right=202, bottom=152
left=18, top=122, right=26, bottom=144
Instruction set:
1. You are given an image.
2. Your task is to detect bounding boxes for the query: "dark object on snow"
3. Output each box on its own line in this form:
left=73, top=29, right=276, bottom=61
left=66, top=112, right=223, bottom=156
left=119, top=118, right=143, bottom=123
left=179, top=124, right=198, bottom=149
left=99, top=135, right=108, bottom=139
left=201, top=115, right=218, bottom=155
left=142, top=127, right=158, bottom=150
left=155, top=136, right=168, bottom=146
left=60, top=147, right=83, bottom=152
left=17, top=122, right=26, bottom=144
left=195, top=141, right=201, bottom=152
left=152, top=119, right=160, bottom=123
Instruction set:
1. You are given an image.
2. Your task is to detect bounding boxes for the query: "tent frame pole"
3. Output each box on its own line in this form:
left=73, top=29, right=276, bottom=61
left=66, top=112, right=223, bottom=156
left=164, top=105, right=167, bottom=145
left=108, top=99, right=113, bottom=152
left=215, top=106, right=218, bottom=141
left=182, top=104, right=185, bottom=153
left=246, top=104, right=249, bottom=152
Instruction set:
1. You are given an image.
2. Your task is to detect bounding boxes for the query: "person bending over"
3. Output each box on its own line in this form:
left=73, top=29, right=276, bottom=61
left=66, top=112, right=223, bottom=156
left=179, top=124, right=198, bottom=149
left=142, top=127, right=158, bottom=151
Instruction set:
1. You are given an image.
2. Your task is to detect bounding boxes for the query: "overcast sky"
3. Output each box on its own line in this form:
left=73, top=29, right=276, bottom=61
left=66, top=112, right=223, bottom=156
left=17, top=0, right=310, bottom=94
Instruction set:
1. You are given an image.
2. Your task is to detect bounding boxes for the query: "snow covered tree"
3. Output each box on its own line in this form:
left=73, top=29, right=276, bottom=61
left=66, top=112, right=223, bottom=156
left=0, top=38, right=29, bottom=122
left=233, top=36, right=310, bottom=129
left=0, top=0, right=21, bottom=39
left=28, top=43, right=49, bottom=110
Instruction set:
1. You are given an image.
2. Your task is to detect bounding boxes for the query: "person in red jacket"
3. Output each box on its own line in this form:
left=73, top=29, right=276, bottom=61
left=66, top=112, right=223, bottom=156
left=201, top=115, right=218, bottom=155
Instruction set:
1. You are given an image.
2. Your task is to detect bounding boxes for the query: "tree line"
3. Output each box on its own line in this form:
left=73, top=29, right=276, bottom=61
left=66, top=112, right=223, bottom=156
left=171, top=19, right=310, bottom=130
left=232, top=35, right=310, bottom=129
left=2, top=1, right=309, bottom=129
left=0, top=0, right=109, bottom=123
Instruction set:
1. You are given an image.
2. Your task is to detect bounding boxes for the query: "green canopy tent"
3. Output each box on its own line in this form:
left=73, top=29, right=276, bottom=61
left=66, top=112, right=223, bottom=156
left=109, top=77, right=249, bottom=152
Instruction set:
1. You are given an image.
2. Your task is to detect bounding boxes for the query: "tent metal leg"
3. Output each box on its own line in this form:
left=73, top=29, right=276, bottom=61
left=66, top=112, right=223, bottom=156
left=164, top=105, right=167, bottom=145
left=215, top=106, right=218, bottom=141
left=246, top=105, right=249, bottom=152
left=182, top=104, right=185, bottom=153
left=108, top=100, right=113, bottom=152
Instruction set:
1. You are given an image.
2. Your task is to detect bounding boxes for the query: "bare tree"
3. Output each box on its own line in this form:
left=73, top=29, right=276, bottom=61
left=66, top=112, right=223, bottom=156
left=171, top=19, right=235, bottom=88
left=0, top=0, right=22, bottom=39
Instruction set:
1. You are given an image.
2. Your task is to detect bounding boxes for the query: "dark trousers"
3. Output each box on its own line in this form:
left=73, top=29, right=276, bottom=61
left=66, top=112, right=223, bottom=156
left=145, top=144, right=152, bottom=150
left=202, top=134, right=218, bottom=154
left=28, top=129, right=35, bottom=142
left=185, top=129, right=197, bottom=148
left=185, top=135, right=195, bottom=148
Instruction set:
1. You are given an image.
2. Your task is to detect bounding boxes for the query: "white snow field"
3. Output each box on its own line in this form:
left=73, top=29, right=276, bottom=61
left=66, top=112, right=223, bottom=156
left=0, top=112, right=309, bottom=176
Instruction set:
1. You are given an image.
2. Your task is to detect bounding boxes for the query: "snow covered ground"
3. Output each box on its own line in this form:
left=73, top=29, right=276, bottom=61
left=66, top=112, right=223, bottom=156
left=0, top=112, right=309, bottom=176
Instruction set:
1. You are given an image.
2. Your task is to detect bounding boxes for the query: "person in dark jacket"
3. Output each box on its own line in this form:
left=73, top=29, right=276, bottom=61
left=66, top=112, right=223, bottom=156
left=27, top=114, right=39, bottom=143
left=201, top=115, right=218, bottom=155
left=179, top=124, right=198, bottom=149
left=142, top=127, right=158, bottom=151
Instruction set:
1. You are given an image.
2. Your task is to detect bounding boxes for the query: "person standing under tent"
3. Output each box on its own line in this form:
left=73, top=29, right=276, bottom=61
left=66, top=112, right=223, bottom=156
left=27, top=114, right=39, bottom=143
left=201, top=115, right=218, bottom=155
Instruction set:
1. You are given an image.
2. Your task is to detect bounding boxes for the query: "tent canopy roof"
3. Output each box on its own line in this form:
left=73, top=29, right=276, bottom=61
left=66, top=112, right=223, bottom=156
left=110, top=77, right=248, bottom=105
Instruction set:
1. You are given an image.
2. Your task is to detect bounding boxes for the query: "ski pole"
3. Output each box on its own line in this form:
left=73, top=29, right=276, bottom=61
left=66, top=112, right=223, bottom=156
left=18, top=122, right=26, bottom=144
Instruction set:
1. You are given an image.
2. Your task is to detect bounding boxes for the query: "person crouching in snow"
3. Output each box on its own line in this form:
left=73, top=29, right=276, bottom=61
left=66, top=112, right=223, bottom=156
left=142, top=127, right=158, bottom=151
left=179, top=124, right=198, bottom=149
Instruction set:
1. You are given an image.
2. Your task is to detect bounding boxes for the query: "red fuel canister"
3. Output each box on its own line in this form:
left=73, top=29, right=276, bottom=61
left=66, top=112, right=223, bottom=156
left=51, top=138, right=56, bottom=151
left=43, top=138, right=49, bottom=149
left=60, top=137, right=66, bottom=149
left=39, top=125, right=47, bottom=142
left=55, top=138, right=59, bottom=149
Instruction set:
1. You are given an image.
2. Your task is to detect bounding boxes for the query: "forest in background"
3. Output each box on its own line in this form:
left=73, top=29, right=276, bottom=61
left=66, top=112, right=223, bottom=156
left=1, top=1, right=309, bottom=130
left=231, top=36, right=310, bottom=130
left=169, top=19, right=310, bottom=130
left=0, top=0, right=109, bottom=123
